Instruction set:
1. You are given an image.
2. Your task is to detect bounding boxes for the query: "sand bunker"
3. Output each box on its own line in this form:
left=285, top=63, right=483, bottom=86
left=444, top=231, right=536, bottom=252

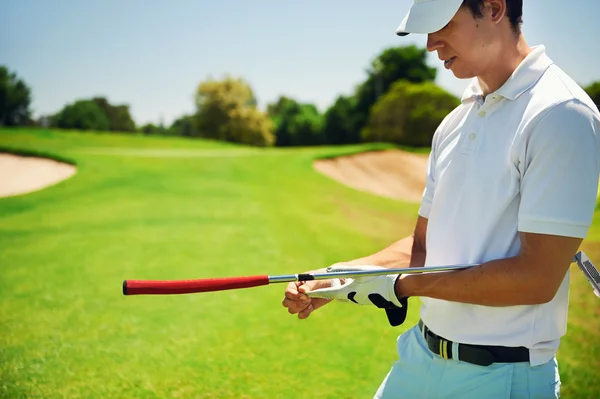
left=0, top=149, right=426, bottom=201
left=313, top=150, right=429, bottom=203
left=0, top=153, right=76, bottom=198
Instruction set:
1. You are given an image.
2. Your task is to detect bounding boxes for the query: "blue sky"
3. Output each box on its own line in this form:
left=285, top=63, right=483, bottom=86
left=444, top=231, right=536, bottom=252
left=2, top=0, right=599, bottom=126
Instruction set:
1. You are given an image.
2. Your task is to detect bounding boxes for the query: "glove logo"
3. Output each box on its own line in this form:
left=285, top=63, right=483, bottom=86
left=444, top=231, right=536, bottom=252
left=347, top=292, right=359, bottom=304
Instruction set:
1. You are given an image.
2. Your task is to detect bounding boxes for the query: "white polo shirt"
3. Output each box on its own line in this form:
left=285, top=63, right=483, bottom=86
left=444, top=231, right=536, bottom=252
left=418, top=45, right=600, bottom=366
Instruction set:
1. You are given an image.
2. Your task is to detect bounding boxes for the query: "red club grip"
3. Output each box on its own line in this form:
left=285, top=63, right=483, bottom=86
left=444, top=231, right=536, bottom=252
left=123, top=275, right=270, bottom=295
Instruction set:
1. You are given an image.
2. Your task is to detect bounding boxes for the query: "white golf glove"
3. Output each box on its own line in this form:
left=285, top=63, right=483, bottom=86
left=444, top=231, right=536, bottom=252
left=306, top=265, right=408, bottom=326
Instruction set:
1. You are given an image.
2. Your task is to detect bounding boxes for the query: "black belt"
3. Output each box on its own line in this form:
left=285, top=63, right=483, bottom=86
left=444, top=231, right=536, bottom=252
left=418, top=320, right=529, bottom=366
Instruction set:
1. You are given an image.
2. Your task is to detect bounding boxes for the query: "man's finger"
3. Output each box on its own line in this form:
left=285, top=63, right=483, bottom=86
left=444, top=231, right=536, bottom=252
left=284, top=281, right=309, bottom=300
left=282, top=296, right=309, bottom=308
left=281, top=276, right=334, bottom=319
left=298, top=279, right=333, bottom=294
left=283, top=298, right=310, bottom=315
left=298, top=303, right=314, bottom=319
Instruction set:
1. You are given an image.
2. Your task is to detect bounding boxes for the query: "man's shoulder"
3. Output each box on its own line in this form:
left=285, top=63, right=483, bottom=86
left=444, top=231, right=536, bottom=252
left=517, top=64, right=600, bottom=153
left=531, top=64, right=599, bottom=116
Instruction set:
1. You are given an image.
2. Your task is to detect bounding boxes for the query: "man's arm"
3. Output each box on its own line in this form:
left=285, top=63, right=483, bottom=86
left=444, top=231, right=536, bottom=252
left=336, top=216, right=428, bottom=269
left=397, top=231, right=582, bottom=306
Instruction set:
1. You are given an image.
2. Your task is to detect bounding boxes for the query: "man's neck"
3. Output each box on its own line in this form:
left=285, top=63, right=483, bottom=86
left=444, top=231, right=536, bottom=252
left=478, top=34, right=531, bottom=97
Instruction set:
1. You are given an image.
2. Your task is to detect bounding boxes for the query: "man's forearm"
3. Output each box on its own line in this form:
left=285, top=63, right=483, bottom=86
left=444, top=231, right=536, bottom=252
left=397, top=256, right=564, bottom=306
left=339, top=235, right=426, bottom=269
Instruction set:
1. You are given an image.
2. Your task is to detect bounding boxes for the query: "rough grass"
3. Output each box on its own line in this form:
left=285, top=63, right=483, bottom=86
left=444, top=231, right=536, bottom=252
left=0, top=128, right=598, bottom=398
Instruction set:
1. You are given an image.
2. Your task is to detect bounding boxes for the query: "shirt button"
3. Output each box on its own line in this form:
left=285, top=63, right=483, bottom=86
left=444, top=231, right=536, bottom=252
left=469, top=133, right=477, bottom=141
left=479, top=111, right=486, bottom=117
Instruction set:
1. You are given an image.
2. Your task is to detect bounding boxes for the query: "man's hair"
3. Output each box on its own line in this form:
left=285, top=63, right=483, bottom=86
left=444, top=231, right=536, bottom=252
left=462, top=0, right=523, bottom=33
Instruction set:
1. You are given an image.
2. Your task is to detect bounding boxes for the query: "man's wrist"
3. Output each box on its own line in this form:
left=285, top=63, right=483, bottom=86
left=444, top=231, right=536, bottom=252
left=395, top=274, right=418, bottom=299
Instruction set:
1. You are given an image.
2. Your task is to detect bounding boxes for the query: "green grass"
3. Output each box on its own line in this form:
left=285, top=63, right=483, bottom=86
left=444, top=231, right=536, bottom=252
left=0, top=128, right=599, bottom=398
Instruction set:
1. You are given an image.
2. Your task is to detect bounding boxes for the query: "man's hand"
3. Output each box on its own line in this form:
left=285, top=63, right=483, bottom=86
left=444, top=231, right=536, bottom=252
left=306, top=265, right=409, bottom=326
left=306, top=265, right=402, bottom=305
left=282, top=268, right=334, bottom=319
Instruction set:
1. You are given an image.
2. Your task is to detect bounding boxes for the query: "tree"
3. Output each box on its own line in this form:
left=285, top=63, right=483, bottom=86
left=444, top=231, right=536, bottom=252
left=322, top=95, right=361, bottom=145
left=51, top=96, right=136, bottom=132
left=362, top=80, right=460, bottom=147
left=353, top=46, right=437, bottom=137
left=53, top=99, right=110, bottom=131
left=92, top=97, right=136, bottom=132
left=169, top=114, right=198, bottom=137
left=585, top=81, right=600, bottom=108
left=139, top=123, right=166, bottom=135
left=228, top=106, right=277, bottom=146
left=194, top=76, right=275, bottom=146
left=0, top=66, right=32, bottom=126
left=267, top=96, right=324, bottom=146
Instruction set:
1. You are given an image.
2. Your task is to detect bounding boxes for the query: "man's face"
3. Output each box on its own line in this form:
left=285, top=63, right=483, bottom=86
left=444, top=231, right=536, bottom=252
left=427, top=4, right=499, bottom=79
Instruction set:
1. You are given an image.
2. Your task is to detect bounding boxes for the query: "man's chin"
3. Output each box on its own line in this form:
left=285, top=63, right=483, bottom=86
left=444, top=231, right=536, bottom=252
left=450, top=69, right=476, bottom=80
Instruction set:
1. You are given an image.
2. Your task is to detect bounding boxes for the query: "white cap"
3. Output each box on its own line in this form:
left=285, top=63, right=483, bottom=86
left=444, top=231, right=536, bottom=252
left=395, top=0, right=464, bottom=36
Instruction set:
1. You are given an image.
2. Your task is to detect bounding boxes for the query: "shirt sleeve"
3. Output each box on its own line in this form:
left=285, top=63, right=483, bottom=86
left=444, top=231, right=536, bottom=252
left=518, top=100, right=600, bottom=238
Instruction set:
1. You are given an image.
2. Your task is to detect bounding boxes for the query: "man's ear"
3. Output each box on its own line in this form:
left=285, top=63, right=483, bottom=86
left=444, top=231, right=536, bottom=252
left=487, top=0, right=507, bottom=24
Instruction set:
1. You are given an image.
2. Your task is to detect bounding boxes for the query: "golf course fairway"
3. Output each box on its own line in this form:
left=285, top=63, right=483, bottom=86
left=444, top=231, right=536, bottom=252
left=1, top=128, right=598, bottom=399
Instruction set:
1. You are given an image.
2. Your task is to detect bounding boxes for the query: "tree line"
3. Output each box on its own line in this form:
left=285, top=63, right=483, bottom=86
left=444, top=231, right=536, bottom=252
left=2, top=46, right=600, bottom=148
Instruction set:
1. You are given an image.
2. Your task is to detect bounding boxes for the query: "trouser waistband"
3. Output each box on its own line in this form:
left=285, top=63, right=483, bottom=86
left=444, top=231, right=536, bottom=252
left=418, top=319, right=530, bottom=366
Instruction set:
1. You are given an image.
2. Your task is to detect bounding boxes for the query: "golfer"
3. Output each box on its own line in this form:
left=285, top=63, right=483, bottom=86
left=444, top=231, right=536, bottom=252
left=282, top=0, right=600, bottom=397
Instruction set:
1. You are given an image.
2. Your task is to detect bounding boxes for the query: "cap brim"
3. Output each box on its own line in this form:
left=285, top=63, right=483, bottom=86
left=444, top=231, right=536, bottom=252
left=395, top=0, right=464, bottom=36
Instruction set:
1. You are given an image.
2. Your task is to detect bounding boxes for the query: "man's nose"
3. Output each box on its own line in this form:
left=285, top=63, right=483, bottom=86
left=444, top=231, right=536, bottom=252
left=426, top=33, right=444, bottom=52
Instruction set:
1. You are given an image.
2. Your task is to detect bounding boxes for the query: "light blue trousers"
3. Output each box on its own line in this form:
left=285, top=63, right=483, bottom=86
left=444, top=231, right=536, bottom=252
left=374, top=325, right=561, bottom=399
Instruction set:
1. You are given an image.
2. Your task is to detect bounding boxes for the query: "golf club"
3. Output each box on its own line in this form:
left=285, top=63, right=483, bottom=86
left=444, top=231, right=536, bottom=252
left=574, top=251, right=600, bottom=298
left=122, top=263, right=477, bottom=296
left=123, top=251, right=600, bottom=298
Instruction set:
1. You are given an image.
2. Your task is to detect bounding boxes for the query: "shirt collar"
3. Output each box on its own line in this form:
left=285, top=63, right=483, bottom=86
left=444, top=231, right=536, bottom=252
left=461, top=45, right=554, bottom=104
